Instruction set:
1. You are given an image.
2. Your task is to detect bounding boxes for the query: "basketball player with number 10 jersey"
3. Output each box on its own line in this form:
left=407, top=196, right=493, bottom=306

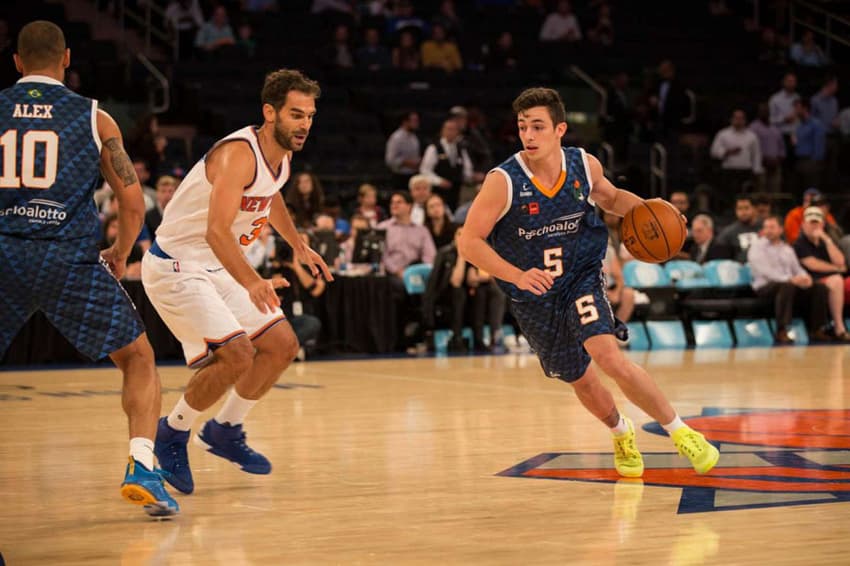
left=459, top=88, right=719, bottom=478
left=142, top=69, right=333, bottom=496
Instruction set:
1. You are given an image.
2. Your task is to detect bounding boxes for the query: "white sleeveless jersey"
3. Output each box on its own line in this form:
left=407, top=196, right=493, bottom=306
left=154, top=126, right=291, bottom=267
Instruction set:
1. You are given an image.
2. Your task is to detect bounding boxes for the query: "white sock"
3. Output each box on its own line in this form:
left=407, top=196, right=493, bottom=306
left=215, top=389, right=258, bottom=426
left=662, top=415, right=687, bottom=433
left=167, top=395, right=202, bottom=431
left=610, top=414, right=630, bottom=436
left=130, top=437, right=155, bottom=471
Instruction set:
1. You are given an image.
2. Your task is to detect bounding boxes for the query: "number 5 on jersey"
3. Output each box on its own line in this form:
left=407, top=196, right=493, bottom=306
left=543, top=247, right=563, bottom=278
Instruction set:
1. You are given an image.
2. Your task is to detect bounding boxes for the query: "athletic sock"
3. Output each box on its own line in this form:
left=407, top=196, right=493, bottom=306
left=214, top=389, right=258, bottom=426
left=662, top=415, right=687, bottom=433
left=610, top=414, right=630, bottom=436
left=167, top=395, right=202, bottom=432
left=129, top=437, right=155, bottom=471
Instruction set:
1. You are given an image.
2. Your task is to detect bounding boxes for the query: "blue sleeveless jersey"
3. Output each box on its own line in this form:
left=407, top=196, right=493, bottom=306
left=0, top=76, right=101, bottom=241
left=488, top=147, right=609, bottom=302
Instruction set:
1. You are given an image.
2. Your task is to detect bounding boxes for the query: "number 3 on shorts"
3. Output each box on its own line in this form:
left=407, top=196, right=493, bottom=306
left=575, top=294, right=599, bottom=325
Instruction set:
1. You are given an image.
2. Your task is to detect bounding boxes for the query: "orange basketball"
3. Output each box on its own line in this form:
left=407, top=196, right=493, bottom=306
left=620, top=199, right=687, bottom=263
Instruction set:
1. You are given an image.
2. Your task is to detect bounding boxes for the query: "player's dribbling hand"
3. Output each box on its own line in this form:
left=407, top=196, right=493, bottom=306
left=247, top=278, right=281, bottom=314
left=295, top=245, right=335, bottom=282
left=516, top=268, right=554, bottom=296
left=100, top=245, right=128, bottom=280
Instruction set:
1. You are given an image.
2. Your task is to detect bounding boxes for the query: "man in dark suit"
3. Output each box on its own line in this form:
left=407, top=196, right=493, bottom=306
left=602, top=71, right=632, bottom=161
left=682, top=214, right=734, bottom=264
left=652, top=60, right=691, bottom=136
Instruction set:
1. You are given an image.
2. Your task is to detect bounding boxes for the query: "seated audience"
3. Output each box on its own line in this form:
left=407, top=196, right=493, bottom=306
left=98, top=214, right=143, bottom=279
left=716, top=196, right=762, bottom=262
left=354, top=183, right=385, bottom=227
left=377, top=191, right=436, bottom=278
left=424, top=194, right=457, bottom=249
left=748, top=215, right=828, bottom=343
left=682, top=214, right=733, bottom=263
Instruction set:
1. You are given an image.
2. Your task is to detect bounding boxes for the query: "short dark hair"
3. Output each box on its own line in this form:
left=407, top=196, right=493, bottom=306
left=391, top=191, right=413, bottom=204
left=17, top=21, right=66, bottom=69
left=512, top=87, right=566, bottom=126
left=751, top=192, right=771, bottom=206
left=735, top=195, right=753, bottom=205
left=261, top=69, right=321, bottom=111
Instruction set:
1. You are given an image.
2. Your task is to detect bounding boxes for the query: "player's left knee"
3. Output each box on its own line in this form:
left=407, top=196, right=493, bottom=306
left=262, top=334, right=299, bottom=368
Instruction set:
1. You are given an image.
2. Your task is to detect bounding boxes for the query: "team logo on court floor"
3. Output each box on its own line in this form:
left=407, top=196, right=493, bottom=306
left=498, top=408, right=850, bottom=513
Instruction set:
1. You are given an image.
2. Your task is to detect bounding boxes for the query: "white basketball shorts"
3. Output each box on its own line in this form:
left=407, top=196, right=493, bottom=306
left=141, top=251, right=285, bottom=367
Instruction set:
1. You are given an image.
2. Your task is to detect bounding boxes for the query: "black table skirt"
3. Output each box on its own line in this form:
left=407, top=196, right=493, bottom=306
left=2, top=275, right=400, bottom=366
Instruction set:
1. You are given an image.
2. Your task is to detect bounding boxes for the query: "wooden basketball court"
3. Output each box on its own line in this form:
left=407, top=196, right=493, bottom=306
left=1, top=345, right=848, bottom=564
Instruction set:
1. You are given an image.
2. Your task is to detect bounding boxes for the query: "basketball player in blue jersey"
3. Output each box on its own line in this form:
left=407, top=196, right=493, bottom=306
left=0, top=21, right=178, bottom=515
left=460, top=88, right=719, bottom=477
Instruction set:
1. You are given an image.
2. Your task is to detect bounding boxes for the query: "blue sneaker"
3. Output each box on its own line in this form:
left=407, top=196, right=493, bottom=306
left=195, top=420, right=271, bottom=474
left=120, top=457, right=180, bottom=517
left=154, top=417, right=194, bottom=494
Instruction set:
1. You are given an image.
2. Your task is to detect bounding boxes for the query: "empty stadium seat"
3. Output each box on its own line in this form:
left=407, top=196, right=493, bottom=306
left=402, top=264, right=432, bottom=295
left=733, top=319, right=774, bottom=347
left=663, top=260, right=710, bottom=289
left=786, top=319, right=810, bottom=345
left=623, top=261, right=671, bottom=288
left=702, top=260, right=751, bottom=287
left=625, top=321, right=651, bottom=351
left=645, top=321, right=688, bottom=349
left=692, top=320, right=734, bottom=349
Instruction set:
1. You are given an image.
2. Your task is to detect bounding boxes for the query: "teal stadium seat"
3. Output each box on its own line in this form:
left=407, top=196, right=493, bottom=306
left=645, top=320, right=687, bottom=350
left=733, top=319, right=774, bottom=347
left=692, top=320, right=734, bottom=349
left=702, top=260, right=751, bottom=287
left=402, top=263, right=433, bottom=295
left=625, top=321, right=651, bottom=350
left=663, top=260, right=710, bottom=289
left=786, top=318, right=810, bottom=345
left=623, top=261, right=671, bottom=288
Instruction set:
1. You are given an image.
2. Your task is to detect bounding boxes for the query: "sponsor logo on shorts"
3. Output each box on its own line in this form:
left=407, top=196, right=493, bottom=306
left=517, top=211, right=583, bottom=240
left=0, top=198, right=67, bottom=225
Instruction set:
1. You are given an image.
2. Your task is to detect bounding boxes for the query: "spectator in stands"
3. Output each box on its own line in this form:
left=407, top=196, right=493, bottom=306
left=194, top=6, right=235, bottom=55
left=286, top=172, right=325, bottom=229
left=757, top=27, right=786, bottom=66
left=408, top=174, right=432, bottom=226
left=811, top=76, right=840, bottom=188
left=750, top=102, right=786, bottom=193
left=688, top=214, right=733, bottom=264
left=99, top=214, right=143, bottom=279
left=423, top=226, right=506, bottom=353
left=392, top=29, right=421, bottom=71
left=320, top=24, right=355, bottom=70
left=433, top=0, right=463, bottom=37
left=354, top=183, right=385, bottom=226
left=420, top=118, right=475, bottom=210
left=748, top=215, right=826, bottom=344
left=710, top=109, right=763, bottom=196
left=650, top=59, right=690, bottom=137
left=793, top=206, right=850, bottom=341
left=487, top=31, right=518, bottom=71
left=752, top=192, right=773, bottom=223
left=424, top=194, right=457, bottom=249
left=769, top=71, right=799, bottom=155
left=320, top=194, right=351, bottom=241
left=145, top=175, right=178, bottom=235
left=356, top=27, right=392, bottom=71
left=794, top=98, right=827, bottom=194
left=450, top=105, right=493, bottom=180
left=131, top=158, right=156, bottom=211
left=784, top=189, right=836, bottom=243
left=587, top=2, right=614, bottom=47
left=717, top=195, right=762, bottom=262
left=236, top=23, right=257, bottom=58
left=386, top=0, right=427, bottom=40
left=242, top=0, right=278, bottom=12
left=539, top=0, right=582, bottom=43
left=669, top=191, right=693, bottom=222
left=789, top=30, right=829, bottom=68
left=602, top=71, right=632, bottom=161
left=340, top=213, right=370, bottom=264
left=129, top=114, right=161, bottom=175
left=421, top=23, right=463, bottom=73
left=385, top=110, right=421, bottom=190
left=245, top=223, right=276, bottom=273
left=602, top=241, right=635, bottom=325
left=165, top=0, right=203, bottom=60
left=378, top=192, right=436, bottom=278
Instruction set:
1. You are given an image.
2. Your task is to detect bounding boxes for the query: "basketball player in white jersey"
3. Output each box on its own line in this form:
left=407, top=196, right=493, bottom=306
left=141, top=69, right=332, bottom=494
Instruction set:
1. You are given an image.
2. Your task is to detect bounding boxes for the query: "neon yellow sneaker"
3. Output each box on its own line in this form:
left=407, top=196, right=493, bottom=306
left=612, top=417, right=644, bottom=478
left=671, top=427, right=720, bottom=474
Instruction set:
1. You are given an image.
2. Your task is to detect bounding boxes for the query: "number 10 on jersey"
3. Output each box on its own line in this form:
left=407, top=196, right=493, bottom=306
left=0, top=129, right=59, bottom=189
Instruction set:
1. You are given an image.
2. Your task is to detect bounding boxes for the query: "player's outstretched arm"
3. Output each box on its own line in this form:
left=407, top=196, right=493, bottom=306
left=269, top=193, right=333, bottom=281
left=586, top=153, right=644, bottom=217
left=206, top=142, right=279, bottom=314
left=97, top=109, right=144, bottom=279
left=458, top=171, right=553, bottom=296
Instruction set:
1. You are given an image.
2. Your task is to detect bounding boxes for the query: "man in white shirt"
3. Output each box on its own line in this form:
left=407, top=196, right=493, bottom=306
left=710, top=109, right=763, bottom=197
left=768, top=71, right=800, bottom=174
left=539, top=0, right=582, bottom=42
left=747, top=215, right=826, bottom=344
left=385, top=110, right=421, bottom=190
left=419, top=118, right=476, bottom=209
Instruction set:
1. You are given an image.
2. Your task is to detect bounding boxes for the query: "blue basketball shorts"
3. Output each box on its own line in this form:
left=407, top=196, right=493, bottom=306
left=510, top=269, right=626, bottom=383
left=0, top=234, right=145, bottom=361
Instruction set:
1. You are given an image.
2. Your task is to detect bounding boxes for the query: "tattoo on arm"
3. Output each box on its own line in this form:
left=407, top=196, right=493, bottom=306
left=103, top=137, right=139, bottom=187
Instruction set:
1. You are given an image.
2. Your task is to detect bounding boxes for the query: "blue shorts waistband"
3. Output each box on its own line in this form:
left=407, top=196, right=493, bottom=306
left=149, top=240, right=173, bottom=260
